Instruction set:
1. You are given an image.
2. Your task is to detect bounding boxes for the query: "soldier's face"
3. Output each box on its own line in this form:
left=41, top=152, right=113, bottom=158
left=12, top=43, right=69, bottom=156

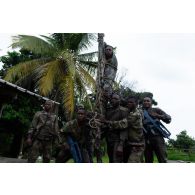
left=127, top=99, right=136, bottom=110
left=111, top=94, right=120, bottom=107
left=143, top=97, right=152, bottom=109
left=44, top=102, right=52, bottom=111
left=103, top=88, right=110, bottom=98
left=105, top=46, right=113, bottom=58
left=77, top=110, right=86, bottom=121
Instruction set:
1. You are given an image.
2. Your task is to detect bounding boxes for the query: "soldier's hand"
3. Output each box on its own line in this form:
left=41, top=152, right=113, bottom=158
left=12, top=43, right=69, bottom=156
left=150, top=112, right=160, bottom=118
left=61, top=143, right=70, bottom=150
left=97, top=118, right=109, bottom=124
left=116, top=144, right=123, bottom=156
left=27, top=138, right=32, bottom=146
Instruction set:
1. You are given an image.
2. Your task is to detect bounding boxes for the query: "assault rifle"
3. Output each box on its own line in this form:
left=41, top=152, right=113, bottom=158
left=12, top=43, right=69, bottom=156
left=143, top=110, right=171, bottom=139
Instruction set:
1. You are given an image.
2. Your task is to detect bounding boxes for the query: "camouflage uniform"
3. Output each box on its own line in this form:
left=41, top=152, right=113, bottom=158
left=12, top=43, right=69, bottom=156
left=56, top=119, right=93, bottom=163
left=94, top=44, right=118, bottom=162
left=105, top=106, right=128, bottom=163
left=103, top=52, right=118, bottom=96
left=143, top=107, right=171, bottom=163
left=28, top=111, right=59, bottom=163
left=108, top=108, right=145, bottom=163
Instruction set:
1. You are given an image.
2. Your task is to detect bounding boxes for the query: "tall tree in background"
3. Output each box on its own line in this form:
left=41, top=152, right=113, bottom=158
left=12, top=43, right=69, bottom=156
left=4, top=33, right=98, bottom=119
left=0, top=49, right=41, bottom=89
left=168, top=130, right=195, bottom=150
left=112, top=69, right=158, bottom=106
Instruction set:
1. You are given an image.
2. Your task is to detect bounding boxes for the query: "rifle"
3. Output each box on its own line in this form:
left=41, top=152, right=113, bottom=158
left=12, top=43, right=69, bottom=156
left=143, top=110, right=171, bottom=139
left=67, top=136, right=82, bottom=163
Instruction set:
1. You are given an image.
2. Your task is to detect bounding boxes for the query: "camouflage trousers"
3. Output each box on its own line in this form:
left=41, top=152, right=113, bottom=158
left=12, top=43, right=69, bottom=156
left=123, top=144, right=145, bottom=163
left=107, top=141, right=124, bottom=163
left=144, top=135, right=167, bottom=163
left=28, top=139, right=53, bottom=163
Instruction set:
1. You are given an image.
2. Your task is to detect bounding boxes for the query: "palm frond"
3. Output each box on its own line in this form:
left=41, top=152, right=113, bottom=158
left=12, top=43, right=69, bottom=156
left=59, top=75, right=75, bottom=120
left=59, top=33, right=97, bottom=52
left=11, top=35, right=56, bottom=56
left=4, top=58, right=50, bottom=83
left=36, top=60, right=62, bottom=96
left=76, top=64, right=96, bottom=90
left=75, top=72, right=93, bottom=111
left=77, top=51, right=98, bottom=61
left=78, top=60, right=97, bottom=75
left=77, top=33, right=97, bottom=52
left=75, top=74, right=84, bottom=100
left=51, top=33, right=71, bottom=50
left=59, top=50, right=76, bottom=78
left=40, top=35, right=57, bottom=48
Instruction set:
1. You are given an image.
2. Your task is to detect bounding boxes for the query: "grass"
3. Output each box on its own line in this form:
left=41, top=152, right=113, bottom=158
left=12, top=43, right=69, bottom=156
left=38, top=148, right=195, bottom=163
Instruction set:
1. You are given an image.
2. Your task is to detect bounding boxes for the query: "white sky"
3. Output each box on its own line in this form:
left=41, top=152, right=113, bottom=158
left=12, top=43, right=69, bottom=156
left=105, top=33, right=195, bottom=139
left=1, top=33, right=195, bottom=139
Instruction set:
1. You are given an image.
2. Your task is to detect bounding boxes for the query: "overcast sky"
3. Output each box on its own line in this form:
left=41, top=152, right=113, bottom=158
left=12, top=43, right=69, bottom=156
left=0, top=33, right=195, bottom=139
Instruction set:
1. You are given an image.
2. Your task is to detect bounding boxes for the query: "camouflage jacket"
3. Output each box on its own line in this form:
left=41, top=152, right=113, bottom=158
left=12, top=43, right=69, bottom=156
left=143, top=107, right=171, bottom=137
left=108, top=108, right=144, bottom=145
left=61, top=119, right=93, bottom=146
left=28, top=110, right=59, bottom=140
left=105, top=106, right=129, bottom=142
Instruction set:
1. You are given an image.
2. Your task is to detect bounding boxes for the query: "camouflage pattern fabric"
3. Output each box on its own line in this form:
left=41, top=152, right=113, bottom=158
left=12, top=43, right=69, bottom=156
left=28, top=111, right=59, bottom=140
left=105, top=106, right=129, bottom=163
left=102, top=53, right=118, bottom=96
left=108, top=108, right=145, bottom=163
left=144, top=135, right=167, bottom=163
left=109, top=108, right=144, bottom=144
left=27, top=111, right=59, bottom=163
left=143, top=107, right=171, bottom=163
left=124, top=144, right=145, bottom=163
left=57, top=119, right=93, bottom=163
left=28, top=139, right=52, bottom=163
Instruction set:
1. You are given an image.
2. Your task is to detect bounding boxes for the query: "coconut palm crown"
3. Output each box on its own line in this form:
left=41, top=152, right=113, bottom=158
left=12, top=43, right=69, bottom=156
left=4, top=33, right=98, bottom=119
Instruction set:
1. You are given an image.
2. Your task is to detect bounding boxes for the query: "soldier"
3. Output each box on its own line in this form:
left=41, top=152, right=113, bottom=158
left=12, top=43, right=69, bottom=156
left=55, top=108, right=94, bottom=163
left=142, top=97, right=171, bottom=163
left=93, top=42, right=118, bottom=162
left=103, top=93, right=128, bottom=163
left=102, top=96, right=145, bottom=163
left=102, top=44, right=118, bottom=97
left=26, top=100, right=60, bottom=163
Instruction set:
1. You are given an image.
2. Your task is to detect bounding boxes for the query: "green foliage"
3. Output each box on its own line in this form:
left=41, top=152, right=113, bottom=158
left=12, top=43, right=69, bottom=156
left=168, top=130, right=195, bottom=150
left=0, top=133, right=14, bottom=155
left=2, top=95, right=41, bottom=132
left=112, top=85, right=158, bottom=106
left=0, top=49, right=40, bottom=78
left=0, top=49, right=42, bottom=135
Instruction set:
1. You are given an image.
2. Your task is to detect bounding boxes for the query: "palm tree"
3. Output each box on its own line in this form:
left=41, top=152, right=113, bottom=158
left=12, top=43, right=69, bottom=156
left=4, top=33, right=98, bottom=119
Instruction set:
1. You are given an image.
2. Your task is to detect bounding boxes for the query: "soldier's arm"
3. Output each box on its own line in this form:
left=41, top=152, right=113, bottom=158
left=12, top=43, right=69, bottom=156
left=154, top=108, right=171, bottom=124
left=108, top=111, right=141, bottom=130
left=59, top=124, right=69, bottom=143
left=28, top=112, right=40, bottom=138
left=61, top=123, right=73, bottom=135
left=54, top=116, right=62, bottom=144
